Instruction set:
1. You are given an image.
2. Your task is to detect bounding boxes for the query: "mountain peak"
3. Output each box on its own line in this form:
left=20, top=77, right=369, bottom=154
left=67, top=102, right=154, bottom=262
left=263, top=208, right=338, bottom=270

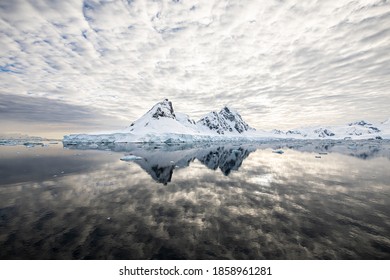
left=149, top=98, right=176, bottom=120
left=219, top=106, right=239, bottom=120
left=220, top=106, right=235, bottom=113
left=348, top=120, right=372, bottom=126
left=219, top=106, right=238, bottom=118
left=219, top=106, right=252, bottom=133
left=197, top=106, right=254, bottom=134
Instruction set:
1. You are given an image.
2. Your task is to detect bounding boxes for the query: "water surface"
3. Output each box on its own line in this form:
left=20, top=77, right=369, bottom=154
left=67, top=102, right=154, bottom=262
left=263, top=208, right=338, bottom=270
left=0, top=141, right=389, bottom=259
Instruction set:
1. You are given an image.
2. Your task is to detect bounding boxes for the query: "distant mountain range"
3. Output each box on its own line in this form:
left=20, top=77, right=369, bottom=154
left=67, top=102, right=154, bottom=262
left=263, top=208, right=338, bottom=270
left=63, top=99, right=390, bottom=143
left=269, top=119, right=390, bottom=140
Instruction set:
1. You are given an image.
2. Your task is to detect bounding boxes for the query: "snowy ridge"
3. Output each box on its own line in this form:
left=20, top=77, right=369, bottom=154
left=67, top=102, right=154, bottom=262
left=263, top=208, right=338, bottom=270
left=63, top=99, right=390, bottom=143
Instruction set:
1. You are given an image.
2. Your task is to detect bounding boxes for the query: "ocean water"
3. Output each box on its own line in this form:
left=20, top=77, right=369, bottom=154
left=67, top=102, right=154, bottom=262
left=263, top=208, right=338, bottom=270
left=0, top=141, right=389, bottom=259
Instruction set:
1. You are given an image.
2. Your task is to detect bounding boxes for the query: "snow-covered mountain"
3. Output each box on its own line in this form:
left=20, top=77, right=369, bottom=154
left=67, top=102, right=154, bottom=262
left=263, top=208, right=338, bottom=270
left=197, top=106, right=254, bottom=135
left=63, top=99, right=390, bottom=143
left=127, top=99, right=198, bottom=135
left=127, top=99, right=254, bottom=136
left=63, top=99, right=257, bottom=143
left=269, top=119, right=390, bottom=140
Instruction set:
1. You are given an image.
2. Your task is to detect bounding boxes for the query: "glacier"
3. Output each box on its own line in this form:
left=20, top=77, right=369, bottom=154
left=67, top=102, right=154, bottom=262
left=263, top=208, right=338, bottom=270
left=63, top=99, right=390, bottom=144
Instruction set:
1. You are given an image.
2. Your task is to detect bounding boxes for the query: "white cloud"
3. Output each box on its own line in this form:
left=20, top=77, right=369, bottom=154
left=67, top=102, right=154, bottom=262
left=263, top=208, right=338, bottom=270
left=1, top=0, right=390, bottom=135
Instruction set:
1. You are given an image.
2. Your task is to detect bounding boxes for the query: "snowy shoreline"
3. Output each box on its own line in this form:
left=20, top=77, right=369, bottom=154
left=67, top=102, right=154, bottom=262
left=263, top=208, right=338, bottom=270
left=62, top=132, right=389, bottom=145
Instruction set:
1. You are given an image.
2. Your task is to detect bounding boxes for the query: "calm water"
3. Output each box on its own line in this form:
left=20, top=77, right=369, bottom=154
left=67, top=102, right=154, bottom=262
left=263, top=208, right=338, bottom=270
left=0, top=141, right=390, bottom=259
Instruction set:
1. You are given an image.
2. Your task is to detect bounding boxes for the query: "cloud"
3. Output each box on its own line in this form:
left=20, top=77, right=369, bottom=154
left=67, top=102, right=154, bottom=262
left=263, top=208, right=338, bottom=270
left=0, top=0, right=390, bottom=134
left=0, top=93, right=109, bottom=123
left=0, top=93, right=125, bottom=136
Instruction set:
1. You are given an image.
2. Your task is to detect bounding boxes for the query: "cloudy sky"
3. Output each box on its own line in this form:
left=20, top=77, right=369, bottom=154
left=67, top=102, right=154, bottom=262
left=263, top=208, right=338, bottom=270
left=1, top=0, right=390, bottom=137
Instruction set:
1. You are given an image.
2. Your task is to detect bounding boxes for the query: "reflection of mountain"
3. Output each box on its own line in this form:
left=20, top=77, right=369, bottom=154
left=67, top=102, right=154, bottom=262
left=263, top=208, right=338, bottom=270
left=122, top=145, right=256, bottom=184
left=150, top=165, right=174, bottom=185
left=64, top=140, right=390, bottom=184
left=276, top=140, right=390, bottom=160
left=197, top=147, right=253, bottom=175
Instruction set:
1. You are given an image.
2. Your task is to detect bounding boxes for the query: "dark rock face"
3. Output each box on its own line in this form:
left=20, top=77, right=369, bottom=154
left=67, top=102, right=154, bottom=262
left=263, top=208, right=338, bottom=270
left=197, top=147, right=253, bottom=175
left=220, top=107, right=250, bottom=133
left=349, top=120, right=372, bottom=126
left=198, top=112, right=228, bottom=135
left=369, top=126, right=381, bottom=133
left=347, top=120, right=381, bottom=134
left=286, top=130, right=302, bottom=135
left=220, top=107, right=235, bottom=121
left=272, top=129, right=285, bottom=135
left=152, top=107, right=174, bottom=119
left=150, top=99, right=176, bottom=120
left=314, top=128, right=335, bottom=138
left=150, top=165, right=174, bottom=185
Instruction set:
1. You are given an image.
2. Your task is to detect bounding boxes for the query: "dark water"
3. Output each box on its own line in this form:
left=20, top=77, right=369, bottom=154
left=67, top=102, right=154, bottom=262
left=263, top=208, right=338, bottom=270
left=0, top=141, right=390, bottom=259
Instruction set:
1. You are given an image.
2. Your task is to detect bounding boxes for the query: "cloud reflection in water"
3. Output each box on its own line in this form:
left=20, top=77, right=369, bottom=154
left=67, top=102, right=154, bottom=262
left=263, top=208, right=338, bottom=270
left=0, top=142, right=389, bottom=259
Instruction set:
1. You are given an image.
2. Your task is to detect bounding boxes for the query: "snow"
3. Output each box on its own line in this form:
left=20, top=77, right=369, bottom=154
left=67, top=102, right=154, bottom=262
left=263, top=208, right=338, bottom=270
left=196, top=106, right=254, bottom=135
left=62, top=99, right=390, bottom=143
left=63, top=99, right=262, bottom=144
left=382, top=118, right=390, bottom=125
left=268, top=119, right=390, bottom=140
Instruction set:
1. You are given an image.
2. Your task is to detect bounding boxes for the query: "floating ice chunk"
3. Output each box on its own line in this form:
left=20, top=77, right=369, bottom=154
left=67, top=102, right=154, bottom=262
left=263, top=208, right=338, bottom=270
left=120, top=155, right=143, bottom=161
left=24, top=142, right=44, bottom=147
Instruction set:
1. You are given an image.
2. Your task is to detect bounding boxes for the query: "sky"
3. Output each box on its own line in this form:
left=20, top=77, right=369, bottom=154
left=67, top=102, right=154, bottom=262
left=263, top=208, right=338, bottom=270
left=1, top=0, right=390, bottom=138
